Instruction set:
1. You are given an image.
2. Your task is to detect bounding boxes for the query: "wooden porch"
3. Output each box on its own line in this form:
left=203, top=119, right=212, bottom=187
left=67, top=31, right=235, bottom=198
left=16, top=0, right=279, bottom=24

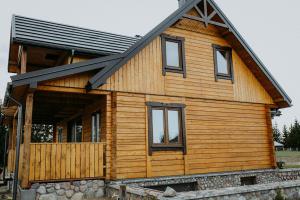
left=8, top=143, right=105, bottom=182
left=4, top=89, right=111, bottom=188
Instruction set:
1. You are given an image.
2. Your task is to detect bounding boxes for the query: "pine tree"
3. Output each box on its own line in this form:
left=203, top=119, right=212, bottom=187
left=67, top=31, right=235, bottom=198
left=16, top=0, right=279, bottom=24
left=272, top=122, right=282, bottom=143
left=282, top=125, right=289, bottom=148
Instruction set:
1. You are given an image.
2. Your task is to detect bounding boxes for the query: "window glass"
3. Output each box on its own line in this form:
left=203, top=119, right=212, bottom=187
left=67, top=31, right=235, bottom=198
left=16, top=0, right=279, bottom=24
left=168, top=110, right=180, bottom=144
left=166, top=41, right=180, bottom=67
left=152, top=109, right=165, bottom=144
left=58, top=127, right=63, bottom=143
left=216, top=49, right=228, bottom=74
left=92, top=113, right=100, bottom=142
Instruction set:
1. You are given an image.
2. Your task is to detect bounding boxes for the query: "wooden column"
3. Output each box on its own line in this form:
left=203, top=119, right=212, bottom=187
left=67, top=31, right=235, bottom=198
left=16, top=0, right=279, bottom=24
left=11, top=118, right=17, bottom=150
left=21, top=93, right=34, bottom=188
left=266, top=105, right=277, bottom=168
left=20, top=46, right=27, bottom=74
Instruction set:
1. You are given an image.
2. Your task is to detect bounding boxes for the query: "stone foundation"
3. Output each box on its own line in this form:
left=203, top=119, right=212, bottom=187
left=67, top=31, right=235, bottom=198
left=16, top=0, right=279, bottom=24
left=114, top=168, right=300, bottom=191
left=106, top=169, right=300, bottom=200
left=21, top=180, right=105, bottom=200
left=107, top=180, right=300, bottom=200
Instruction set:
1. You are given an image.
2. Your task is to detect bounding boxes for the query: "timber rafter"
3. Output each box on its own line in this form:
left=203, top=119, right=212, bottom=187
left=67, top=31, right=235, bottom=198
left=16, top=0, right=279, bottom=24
left=182, top=0, right=228, bottom=29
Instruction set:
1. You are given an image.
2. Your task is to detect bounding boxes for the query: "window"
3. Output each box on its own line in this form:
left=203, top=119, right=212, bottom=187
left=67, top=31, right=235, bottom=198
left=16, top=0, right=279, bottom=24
left=161, top=34, right=186, bottom=77
left=57, top=127, right=63, bottom=143
left=240, top=176, right=257, bottom=186
left=213, top=44, right=233, bottom=82
left=147, top=102, right=186, bottom=155
left=91, top=112, right=101, bottom=142
left=67, top=118, right=82, bottom=143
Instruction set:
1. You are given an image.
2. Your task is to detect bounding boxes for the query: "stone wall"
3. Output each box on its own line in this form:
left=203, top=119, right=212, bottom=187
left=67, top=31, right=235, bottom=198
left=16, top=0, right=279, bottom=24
left=22, top=180, right=105, bottom=200
left=116, top=168, right=300, bottom=191
left=107, top=180, right=300, bottom=200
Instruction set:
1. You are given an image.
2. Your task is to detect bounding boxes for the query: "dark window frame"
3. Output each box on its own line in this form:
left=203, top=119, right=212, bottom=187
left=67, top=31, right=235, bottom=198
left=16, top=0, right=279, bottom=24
left=161, top=34, right=186, bottom=78
left=146, top=102, right=187, bottom=155
left=57, top=127, right=63, bottom=143
left=213, top=44, right=234, bottom=83
left=91, top=111, right=101, bottom=142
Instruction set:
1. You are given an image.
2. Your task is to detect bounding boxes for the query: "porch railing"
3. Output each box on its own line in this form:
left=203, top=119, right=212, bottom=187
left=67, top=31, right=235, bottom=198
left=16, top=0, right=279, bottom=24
left=28, top=142, right=105, bottom=182
left=7, top=144, right=24, bottom=179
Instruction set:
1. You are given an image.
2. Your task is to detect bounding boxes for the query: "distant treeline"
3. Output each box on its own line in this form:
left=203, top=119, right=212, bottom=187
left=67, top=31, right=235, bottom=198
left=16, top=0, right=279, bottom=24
left=273, top=120, right=300, bottom=148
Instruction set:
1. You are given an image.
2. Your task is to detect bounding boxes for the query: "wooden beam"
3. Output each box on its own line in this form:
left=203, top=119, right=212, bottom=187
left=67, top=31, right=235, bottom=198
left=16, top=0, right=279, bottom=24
left=194, top=5, right=205, bottom=18
left=204, top=0, right=208, bottom=26
left=182, top=14, right=205, bottom=23
left=20, top=46, right=27, bottom=74
left=265, top=105, right=277, bottom=168
left=21, top=93, right=34, bottom=188
left=36, top=85, right=111, bottom=96
left=207, top=10, right=217, bottom=20
left=208, top=20, right=228, bottom=28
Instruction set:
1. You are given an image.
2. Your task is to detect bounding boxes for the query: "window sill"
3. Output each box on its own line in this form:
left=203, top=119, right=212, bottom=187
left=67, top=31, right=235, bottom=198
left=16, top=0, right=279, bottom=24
left=150, top=145, right=185, bottom=154
left=164, top=67, right=186, bottom=77
left=216, top=74, right=233, bottom=82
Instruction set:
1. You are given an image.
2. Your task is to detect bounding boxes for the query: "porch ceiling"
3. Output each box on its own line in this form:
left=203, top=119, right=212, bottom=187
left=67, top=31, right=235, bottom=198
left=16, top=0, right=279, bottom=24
left=32, top=91, right=103, bottom=124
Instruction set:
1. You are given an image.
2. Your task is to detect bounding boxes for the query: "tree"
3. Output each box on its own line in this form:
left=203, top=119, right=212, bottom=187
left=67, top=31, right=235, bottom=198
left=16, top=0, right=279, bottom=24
left=282, top=125, right=289, bottom=148
left=272, top=122, right=282, bottom=143
left=31, top=124, right=54, bottom=143
left=288, top=120, right=300, bottom=149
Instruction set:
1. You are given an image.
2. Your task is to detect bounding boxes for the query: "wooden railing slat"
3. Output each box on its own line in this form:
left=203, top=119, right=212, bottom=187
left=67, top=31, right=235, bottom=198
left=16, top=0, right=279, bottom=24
left=29, top=145, right=35, bottom=181
left=40, top=144, right=46, bottom=180
left=28, top=142, right=104, bottom=182
left=45, top=144, right=51, bottom=180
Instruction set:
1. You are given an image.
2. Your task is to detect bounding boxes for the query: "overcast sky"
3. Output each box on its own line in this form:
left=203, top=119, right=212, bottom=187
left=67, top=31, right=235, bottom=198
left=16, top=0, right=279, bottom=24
left=0, top=0, right=299, bottom=130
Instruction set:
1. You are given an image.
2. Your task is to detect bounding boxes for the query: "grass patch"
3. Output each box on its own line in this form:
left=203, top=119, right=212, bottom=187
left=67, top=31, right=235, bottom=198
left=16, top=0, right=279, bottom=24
left=276, top=151, right=300, bottom=169
left=285, top=165, right=300, bottom=169
left=276, top=151, right=300, bottom=158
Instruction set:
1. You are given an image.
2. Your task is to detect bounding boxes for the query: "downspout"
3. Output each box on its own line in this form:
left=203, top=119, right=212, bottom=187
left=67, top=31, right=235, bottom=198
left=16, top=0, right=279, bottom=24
left=6, top=96, right=22, bottom=200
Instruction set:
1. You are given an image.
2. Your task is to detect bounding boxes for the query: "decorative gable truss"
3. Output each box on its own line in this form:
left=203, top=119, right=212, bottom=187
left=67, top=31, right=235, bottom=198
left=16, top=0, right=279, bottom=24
left=183, top=0, right=228, bottom=29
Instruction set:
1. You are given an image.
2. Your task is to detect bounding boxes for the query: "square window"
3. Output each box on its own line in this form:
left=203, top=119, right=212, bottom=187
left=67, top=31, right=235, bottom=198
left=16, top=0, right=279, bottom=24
left=161, top=34, right=186, bottom=77
left=213, top=44, right=233, bottom=82
left=147, top=102, right=186, bottom=155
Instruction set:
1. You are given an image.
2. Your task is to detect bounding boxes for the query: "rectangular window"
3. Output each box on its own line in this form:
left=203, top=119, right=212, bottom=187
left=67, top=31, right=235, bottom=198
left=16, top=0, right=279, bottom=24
left=91, top=112, right=101, bottom=142
left=57, top=127, right=63, bottom=143
left=67, top=118, right=82, bottom=143
left=161, top=34, right=186, bottom=77
left=213, top=44, right=233, bottom=82
left=147, top=102, right=186, bottom=155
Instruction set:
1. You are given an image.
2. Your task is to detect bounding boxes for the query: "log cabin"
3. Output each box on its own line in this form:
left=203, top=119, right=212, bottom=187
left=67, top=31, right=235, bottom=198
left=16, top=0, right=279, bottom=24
left=1, top=0, right=292, bottom=193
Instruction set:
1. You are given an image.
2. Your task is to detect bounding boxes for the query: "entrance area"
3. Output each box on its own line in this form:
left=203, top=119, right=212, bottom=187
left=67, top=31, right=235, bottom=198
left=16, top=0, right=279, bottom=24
left=6, top=91, right=107, bottom=184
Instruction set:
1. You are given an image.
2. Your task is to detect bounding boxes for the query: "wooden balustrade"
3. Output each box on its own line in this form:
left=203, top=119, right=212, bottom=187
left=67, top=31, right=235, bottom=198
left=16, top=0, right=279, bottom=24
left=28, top=142, right=105, bottom=182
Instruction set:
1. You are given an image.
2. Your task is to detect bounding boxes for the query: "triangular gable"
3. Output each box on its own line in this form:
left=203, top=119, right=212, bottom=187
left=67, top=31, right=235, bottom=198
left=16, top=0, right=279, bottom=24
left=87, top=0, right=291, bottom=108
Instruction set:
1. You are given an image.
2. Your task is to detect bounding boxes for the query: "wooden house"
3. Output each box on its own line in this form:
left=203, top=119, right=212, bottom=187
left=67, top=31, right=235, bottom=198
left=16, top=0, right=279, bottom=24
left=1, top=0, right=291, bottom=190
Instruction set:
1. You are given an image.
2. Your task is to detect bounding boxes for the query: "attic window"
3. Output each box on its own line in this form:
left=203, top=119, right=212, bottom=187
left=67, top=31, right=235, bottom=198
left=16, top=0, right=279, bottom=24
left=45, top=54, right=60, bottom=61
left=161, top=34, right=186, bottom=77
left=213, top=44, right=234, bottom=82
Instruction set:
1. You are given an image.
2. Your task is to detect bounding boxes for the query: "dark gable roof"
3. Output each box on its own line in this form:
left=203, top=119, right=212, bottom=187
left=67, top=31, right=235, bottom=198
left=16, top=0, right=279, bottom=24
left=12, top=15, right=139, bottom=55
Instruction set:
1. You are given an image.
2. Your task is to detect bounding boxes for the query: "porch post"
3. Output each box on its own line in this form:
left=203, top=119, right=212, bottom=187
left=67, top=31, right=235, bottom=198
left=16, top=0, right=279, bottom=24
left=21, top=93, right=34, bottom=188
